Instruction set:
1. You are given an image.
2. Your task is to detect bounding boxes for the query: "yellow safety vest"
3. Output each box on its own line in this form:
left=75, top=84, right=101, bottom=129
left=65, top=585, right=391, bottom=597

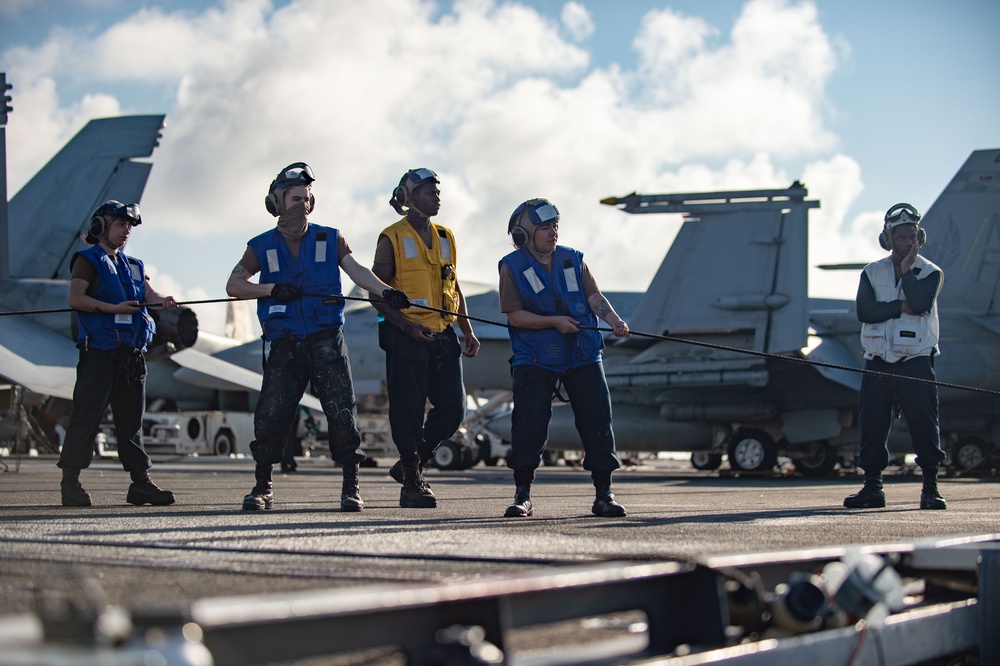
left=381, top=218, right=459, bottom=332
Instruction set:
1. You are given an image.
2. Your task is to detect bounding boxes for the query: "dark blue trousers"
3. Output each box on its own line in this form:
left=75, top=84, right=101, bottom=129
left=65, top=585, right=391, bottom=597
left=379, top=322, right=466, bottom=466
left=58, top=347, right=150, bottom=474
left=506, top=362, right=621, bottom=474
left=857, top=355, right=945, bottom=472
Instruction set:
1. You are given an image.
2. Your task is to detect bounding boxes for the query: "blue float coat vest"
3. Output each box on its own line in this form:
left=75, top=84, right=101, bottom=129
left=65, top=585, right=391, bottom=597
left=73, top=245, right=155, bottom=351
left=501, top=246, right=604, bottom=372
left=249, top=224, right=345, bottom=340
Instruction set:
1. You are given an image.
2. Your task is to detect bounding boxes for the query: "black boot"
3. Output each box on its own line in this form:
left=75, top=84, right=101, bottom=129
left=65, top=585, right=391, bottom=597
left=400, top=464, right=436, bottom=508
left=390, top=440, right=436, bottom=486
left=126, top=470, right=175, bottom=506
left=243, top=463, right=274, bottom=511
left=504, top=485, right=533, bottom=517
left=60, top=468, right=92, bottom=507
left=920, top=467, right=947, bottom=510
left=590, top=471, right=626, bottom=517
left=389, top=457, right=432, bottom=488
left=340, top=463, right=364, bottom=512
left=844, top=469, right=885, bottom=509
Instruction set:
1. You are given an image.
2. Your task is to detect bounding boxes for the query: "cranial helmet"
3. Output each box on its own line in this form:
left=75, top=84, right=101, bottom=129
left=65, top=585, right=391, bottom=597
left=265, top=162, right=316, bottom=217
left=507, top=198, right=559, bottom=248
left=390, top=168, right=439, bottom=215
left=879, top=202, right=926, bottom=250
left=87, top=200, right=142, bottom=244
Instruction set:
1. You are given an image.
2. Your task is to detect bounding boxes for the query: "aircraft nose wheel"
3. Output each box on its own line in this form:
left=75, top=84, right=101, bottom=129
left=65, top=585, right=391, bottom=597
left=949, top=436, right=988, bottom=473
left=727, top=428, right=778, bottom=472
left=691, top=451, right=724, bottom=471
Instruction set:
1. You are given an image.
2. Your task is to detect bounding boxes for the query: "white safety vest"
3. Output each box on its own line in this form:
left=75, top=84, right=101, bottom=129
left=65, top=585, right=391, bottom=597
left=860, top=255, right=942, bottom=363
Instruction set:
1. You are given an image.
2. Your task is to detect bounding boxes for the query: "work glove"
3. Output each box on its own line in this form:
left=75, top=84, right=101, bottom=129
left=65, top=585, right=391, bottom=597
left=381, top=288, right=411, bottom=310
left=271, top=283, right=303, bottom=303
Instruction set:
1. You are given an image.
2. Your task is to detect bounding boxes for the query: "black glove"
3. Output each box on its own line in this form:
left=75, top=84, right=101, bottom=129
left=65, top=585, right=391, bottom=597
left=381, top=288, right=411, bottom=310
left=271, top=283, right=302, bottom=303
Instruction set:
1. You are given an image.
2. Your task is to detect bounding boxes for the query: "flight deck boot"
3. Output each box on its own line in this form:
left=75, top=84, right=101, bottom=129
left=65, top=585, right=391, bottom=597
left=340, top=463, right=364, bottom=512
left=504, top=485, right=533, bottom=517
left=919, top=467, right=947, bottom=510
left=242, top=463, right=274, bottom=510
left=60, top=468, right=92, bottom=507
left=591, top=472, right=627, bottom=517
left=400, top=464, right=436, bottom=508
left=843, top=469, right=886, bottom=509
left=389, top=439, right=436, bottom=489
left=504, top=469, right=534, bottom=517
left=126, top=471, right=175, bottom=506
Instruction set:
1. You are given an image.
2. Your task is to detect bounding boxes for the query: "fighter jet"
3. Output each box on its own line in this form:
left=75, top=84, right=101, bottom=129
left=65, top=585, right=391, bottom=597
left=469, top=150, right=1000, bottom=476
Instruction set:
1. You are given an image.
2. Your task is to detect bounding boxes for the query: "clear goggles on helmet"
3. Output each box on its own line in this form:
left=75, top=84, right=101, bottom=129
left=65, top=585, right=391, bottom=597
left=885, top=203, right=920, bottom=225
left=97, top=201, right=142, bottom=225
left=275, top=163, right=316, bottom=188
left=408, top=168, right=439, bottom=186
left=528, top=202, right=559, bottom=226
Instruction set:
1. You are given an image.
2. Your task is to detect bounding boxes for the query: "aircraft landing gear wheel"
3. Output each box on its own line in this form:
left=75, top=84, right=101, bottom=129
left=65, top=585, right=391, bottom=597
left=727, top=428, right=778, bottom=472
left=796, top=440, right=838, bottom=477
left=950, top=436, right=987, bottom=472
left=691, top=451, right=723, bottom=471
left=214, top=431, right=236, bottom=456
left=432, top=440, right=479, bottom=471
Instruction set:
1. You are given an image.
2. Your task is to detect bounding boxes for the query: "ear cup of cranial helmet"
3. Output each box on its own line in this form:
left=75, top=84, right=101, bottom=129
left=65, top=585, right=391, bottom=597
left=265, top=192, right=279, bottom=216
left=265, top=177, right=280, bottom=216
left=879, top=226, right=927, bottom=250
left=508, top=202, right=528, bottom=247
left=265, top=187, right=315, bottom=217
left=89, top=214, right=106, bottom=239
left=392, top=185, right=407, bottom=210
left=878, top=229, right=890, bottom=250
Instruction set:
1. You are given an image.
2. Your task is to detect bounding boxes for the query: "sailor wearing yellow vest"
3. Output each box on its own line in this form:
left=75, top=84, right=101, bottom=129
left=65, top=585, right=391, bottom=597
left=372, top=168, right=480, bottom=508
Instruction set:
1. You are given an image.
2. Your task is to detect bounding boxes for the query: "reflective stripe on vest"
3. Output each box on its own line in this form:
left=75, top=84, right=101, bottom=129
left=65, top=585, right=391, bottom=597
left=381, top=218, right=459, bottom=332
left=249, top=225, right=345, bottom=340
left=501, top=246, right=604, bottom=372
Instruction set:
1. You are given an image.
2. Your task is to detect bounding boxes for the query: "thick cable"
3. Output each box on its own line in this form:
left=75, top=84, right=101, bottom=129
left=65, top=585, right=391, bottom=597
left=2, top=292, right=997, bottom=397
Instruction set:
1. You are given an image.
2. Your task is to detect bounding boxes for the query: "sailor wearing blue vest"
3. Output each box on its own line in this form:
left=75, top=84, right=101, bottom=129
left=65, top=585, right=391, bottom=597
left=226, top=163, right=410, bottom=512
left=58, top=201, right=177, bottom=508
left=498, top=198, right=631, bottom=518
left=844, top=203, right=947, bottom=511
left=373, top=168, right=481, bottom=508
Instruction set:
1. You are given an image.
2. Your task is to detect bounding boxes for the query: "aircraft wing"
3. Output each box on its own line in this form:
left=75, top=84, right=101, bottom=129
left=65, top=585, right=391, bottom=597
left=0, top=314, right=78, bottom=400
left=169, top=347, right=322, bottom=411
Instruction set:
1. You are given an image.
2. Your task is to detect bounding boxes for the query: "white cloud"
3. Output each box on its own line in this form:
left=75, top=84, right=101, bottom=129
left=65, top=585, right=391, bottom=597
left=560, top=2, right=594, bottom=42
left=4, top=0, right=864, bottom=333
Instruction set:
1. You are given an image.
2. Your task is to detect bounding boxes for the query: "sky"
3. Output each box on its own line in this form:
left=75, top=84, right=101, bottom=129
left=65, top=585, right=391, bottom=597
left=2, top=0, right=998, bottom=336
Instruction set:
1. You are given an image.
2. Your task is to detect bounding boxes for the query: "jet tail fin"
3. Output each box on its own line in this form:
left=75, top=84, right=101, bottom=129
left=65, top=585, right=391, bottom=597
left=919, top=149, right=1000, bottom=315
left=605, top=184, right=818, bottom=355
left=7, top=114, right=165, bottom=280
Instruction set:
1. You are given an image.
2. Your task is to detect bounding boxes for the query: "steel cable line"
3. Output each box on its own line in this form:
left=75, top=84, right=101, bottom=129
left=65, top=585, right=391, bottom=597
left=389, top=298, right=1000, bottom=399
left=2, top=292, right=998, bottom=397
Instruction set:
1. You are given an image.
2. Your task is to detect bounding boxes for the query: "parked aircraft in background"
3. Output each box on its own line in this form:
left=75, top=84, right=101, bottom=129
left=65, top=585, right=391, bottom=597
left=202, top=150, right=999, bottom=475
left=476, top=150, right=1000, bottom=475
left=0, top=73, right=317, bottom=451
left=4, top=68, right=994, bottom=474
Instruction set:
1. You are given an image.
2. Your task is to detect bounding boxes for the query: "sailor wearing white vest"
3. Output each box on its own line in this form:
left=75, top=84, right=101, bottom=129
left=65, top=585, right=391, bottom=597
left=845, top=203, right=947, bottom=511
